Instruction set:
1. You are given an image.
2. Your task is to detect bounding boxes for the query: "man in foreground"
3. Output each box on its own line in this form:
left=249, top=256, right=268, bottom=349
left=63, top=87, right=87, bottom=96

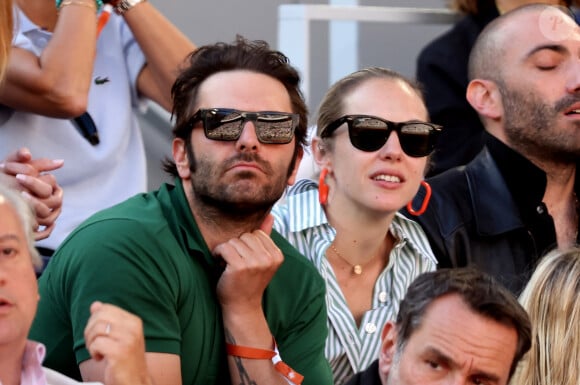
left=346, top=268, right=531, bottom=385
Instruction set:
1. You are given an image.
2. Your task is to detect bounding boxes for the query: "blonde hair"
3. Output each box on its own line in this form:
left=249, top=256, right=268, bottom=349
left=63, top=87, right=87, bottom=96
left=316, top=66, right=424, bottom=137
left=510, top=247, right=580, bottom=385
left=0, top=0, right=13, bottom=81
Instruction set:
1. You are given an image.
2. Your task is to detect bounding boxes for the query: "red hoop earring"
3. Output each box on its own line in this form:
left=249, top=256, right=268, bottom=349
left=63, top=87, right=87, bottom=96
left=318, top=168, right=329, bottom=205
left=406, top=180, right=432, bottom=216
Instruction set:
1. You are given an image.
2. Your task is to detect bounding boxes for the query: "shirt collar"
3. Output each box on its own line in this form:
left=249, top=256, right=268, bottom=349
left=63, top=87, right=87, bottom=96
left=157, top=179, right=214, bottom=265
left=286, top=179, right=331, bottom=232
left=20, top=341, right=46, bottom=385
left=285, top=179, right=437, bottom=265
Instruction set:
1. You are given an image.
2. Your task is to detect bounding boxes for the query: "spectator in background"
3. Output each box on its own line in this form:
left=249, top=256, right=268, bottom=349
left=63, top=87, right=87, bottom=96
left=417, top=0, right=578, bottom=176
left=0, top=178, right=153, bottom=385
left=510, top=247, right=580, bottom=385
left=345, top=268, right=531, bottom=385
left=0, top=0, right=63, bottom=244
left=405, top=4, right=580, bottom=294
left=29, top=37, right=332, bottom=385
left=0, top=0, right=195, bottom=266
left=272, top=67, right=439, bottom=385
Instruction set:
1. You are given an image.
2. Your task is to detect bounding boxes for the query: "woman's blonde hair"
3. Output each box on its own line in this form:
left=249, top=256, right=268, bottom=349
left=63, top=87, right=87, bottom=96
left=510, top=247, right=580, bottom=385
left=0, top=0, right=13, bottom=80
left=316, top=66, right=424, bottom=137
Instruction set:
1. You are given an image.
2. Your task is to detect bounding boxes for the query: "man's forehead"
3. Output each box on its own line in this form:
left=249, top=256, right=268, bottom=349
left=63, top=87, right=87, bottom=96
left=498, top=8, right=580, bottom=52
left=196, top=70, right=293, bottom=112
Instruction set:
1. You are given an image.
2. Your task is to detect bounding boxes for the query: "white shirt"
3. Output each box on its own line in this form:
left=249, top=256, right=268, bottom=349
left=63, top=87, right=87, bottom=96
left=0, top=7, right=148, bottom=250
left=8, top=340, right=101, bottom=385
left=271, top=179, right=437, bottom=385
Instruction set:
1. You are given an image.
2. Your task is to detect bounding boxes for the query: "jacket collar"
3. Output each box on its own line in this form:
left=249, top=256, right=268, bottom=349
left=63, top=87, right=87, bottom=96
left=465, top=147, right=524, bottom=235
left=466, top=134, right=580, bottom=236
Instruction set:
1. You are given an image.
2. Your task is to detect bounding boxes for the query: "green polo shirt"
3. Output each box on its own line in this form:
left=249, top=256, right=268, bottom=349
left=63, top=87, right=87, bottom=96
left=30, top=180, right=332, bottom=385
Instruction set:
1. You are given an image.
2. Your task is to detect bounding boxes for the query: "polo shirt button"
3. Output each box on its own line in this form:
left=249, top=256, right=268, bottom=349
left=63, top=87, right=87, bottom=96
left=536, top=204, right=545, bottom=214
left=378, top=291, right=387, bottom=303
left=365, top=322, right=377, bottom=334
left=288, top=371, right=295, bottom=379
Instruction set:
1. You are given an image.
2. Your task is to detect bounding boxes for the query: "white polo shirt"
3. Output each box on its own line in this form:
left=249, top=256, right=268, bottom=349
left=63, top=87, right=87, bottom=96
left=0, top=7, right=148, bottom=251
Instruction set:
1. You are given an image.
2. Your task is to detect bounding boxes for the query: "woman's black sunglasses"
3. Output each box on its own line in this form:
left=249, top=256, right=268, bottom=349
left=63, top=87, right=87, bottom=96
left=320, top=115, right=442, bottom=157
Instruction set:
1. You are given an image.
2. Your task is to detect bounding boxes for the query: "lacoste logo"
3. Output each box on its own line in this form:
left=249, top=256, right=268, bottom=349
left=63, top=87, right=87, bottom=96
left=94, top=76, right=110, bottom=85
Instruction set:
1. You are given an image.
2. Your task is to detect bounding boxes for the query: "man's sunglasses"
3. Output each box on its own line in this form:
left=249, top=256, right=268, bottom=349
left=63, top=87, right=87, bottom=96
left=189, top=108, right=299, bottom=144
left=320, top=115, right=442, bottom=157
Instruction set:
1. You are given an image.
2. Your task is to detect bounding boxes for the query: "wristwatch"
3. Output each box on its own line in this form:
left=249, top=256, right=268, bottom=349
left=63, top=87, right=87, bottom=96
left=114, top=0, right=146, bottom=15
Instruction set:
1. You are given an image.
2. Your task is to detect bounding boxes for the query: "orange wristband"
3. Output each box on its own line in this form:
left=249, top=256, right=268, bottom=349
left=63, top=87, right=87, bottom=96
left=225, top=339, right=304, bottom=385
left=225, top=343, right=275, bottom=359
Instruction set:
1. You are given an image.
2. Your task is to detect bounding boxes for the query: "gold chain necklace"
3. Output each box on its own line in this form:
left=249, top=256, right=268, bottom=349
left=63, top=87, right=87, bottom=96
left=330, top=243, right=363, bottom=275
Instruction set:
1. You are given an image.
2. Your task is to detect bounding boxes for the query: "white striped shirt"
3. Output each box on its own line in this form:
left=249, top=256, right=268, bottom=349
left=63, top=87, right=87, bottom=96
left=272, top=179, right=437, bottom=385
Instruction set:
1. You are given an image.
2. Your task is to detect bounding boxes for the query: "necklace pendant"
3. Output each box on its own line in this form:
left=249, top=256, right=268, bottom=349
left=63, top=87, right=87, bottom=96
left=353, top=265, right=363, bottom=275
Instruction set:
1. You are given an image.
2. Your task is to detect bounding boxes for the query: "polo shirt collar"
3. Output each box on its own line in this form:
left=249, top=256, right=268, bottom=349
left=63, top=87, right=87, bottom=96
left=158, top=179, right=215, bottom=268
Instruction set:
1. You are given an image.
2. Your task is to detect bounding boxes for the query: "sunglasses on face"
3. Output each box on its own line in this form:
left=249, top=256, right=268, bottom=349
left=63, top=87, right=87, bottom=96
left=320, top=115, right=442, bottom=157
left=189, top=108, right=299, bottom=144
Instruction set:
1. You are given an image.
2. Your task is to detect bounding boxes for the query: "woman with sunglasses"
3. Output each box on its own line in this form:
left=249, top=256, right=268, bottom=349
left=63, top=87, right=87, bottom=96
left=271, top=67, right=439, bottom=385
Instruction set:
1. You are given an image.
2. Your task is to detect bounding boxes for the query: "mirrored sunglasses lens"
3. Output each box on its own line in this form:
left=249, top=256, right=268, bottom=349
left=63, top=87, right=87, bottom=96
left=205, top=110, right=243, bottom=141
left=399, top=123, right=433, bottom=157
left=255, top=114, right=295, bottom=144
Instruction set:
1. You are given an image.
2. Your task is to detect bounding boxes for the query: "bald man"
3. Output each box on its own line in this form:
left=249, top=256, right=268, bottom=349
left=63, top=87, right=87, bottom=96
left=405, top=4, right=580, bottom=294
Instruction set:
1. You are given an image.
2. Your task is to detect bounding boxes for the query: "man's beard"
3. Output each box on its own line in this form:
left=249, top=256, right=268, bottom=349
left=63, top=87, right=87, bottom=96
left=499, top=82, right=580, bottom=163
left=187, top=145, right=292, bottom=220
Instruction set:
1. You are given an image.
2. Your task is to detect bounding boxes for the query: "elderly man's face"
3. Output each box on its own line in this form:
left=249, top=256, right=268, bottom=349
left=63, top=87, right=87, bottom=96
left=378, top=294, right=518, bottom=385
left=0, top=199, right=38, bottom=347
left=496, top=8, right=580, bottom=163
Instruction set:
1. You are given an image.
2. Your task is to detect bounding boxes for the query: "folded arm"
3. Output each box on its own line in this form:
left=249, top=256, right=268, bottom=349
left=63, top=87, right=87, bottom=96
left=0, top=3, right=97, bottom=117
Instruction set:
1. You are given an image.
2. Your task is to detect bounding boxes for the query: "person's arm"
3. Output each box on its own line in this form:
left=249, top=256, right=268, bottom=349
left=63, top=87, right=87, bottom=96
left=40, top=219, right=186, bottom=385
left=0, top=148, right=63, bottom=240
left=0, top=2, right=98, bottom=117
left=83, top=301, right=156, bottom=385
left=116, top=1, right=195, bottom=111
left=215, top=215, right=293, bottom=385
left=80, top=350, right=181, bottom=385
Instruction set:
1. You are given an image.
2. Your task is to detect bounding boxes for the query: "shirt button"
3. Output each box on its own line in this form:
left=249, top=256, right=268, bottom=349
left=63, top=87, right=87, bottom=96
left=365, top=322, right=377, bottom=334
left=378, top=291, right=388, bottom=303
left=536, top=204, right=545, bottom=214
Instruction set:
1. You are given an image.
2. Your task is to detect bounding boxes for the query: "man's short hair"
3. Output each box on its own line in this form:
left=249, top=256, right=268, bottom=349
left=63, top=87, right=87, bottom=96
left=467, top=4, right=577, bottom=81
left=0, top=177, right=42, bottom=269
left=395, top=268, right=531, bottom=379
left=164, top=36, right=308, bottom=177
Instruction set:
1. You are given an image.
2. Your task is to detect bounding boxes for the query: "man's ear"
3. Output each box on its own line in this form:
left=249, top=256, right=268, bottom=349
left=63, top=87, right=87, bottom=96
left=287, top=147, right=304, bottom=186
left=466, top=79, right=503, bottom=120
left=172, top=138, right=191, bottom=179
left=379, top=322, right=398, bottom=376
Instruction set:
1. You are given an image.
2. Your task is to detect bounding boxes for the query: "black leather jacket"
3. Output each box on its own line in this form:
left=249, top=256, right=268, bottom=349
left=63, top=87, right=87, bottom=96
left=404, top=140, right=580, bottom=294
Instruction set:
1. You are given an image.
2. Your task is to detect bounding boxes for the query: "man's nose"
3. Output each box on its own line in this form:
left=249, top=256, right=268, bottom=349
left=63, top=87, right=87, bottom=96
left=235, top=121, right=260, bottom=151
